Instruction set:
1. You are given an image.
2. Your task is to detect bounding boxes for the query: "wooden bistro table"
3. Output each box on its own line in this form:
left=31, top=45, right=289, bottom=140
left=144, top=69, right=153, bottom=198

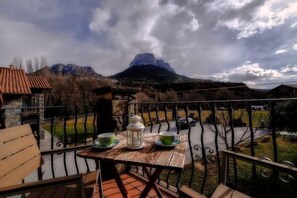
left=77, top=132, right=187, bottom=198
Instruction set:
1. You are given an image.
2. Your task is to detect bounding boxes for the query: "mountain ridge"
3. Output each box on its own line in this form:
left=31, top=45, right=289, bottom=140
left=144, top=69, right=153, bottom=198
left=50, top=63, right=103, bottom=78
left=111, top=65, right=190, bottom=82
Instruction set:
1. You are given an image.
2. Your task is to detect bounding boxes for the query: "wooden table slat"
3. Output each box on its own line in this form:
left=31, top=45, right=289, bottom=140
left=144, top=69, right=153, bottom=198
left=168, top=135, right=188, bottom=169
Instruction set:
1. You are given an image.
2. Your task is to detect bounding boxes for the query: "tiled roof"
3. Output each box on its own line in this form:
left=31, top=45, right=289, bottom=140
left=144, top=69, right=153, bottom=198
left=0, top=67, right=31, bottom=94
left=27, top=75, right=51, bottom=89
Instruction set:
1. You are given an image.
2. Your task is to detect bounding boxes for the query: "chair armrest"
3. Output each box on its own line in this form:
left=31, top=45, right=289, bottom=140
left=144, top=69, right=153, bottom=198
left=40, top=145, right=92, bottom=156
left=179, top=185, right=206, bottom=198
left=222, top=150, right=297, bottom=176
left=0, top=174, right=85, bottom=198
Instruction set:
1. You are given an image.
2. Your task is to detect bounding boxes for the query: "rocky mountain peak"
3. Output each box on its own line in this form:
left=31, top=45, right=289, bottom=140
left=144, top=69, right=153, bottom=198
left=129, top=53, right=175, bottom=73
left=50, top=63, right=101, bottom=77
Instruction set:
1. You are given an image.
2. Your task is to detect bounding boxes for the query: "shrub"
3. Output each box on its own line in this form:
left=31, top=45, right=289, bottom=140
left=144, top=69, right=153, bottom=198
left=273, top=100, right=297, bottom=132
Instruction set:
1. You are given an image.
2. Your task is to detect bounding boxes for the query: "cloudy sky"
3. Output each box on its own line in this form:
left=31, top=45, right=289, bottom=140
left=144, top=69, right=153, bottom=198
left=0, top=0, right=297, bottom=88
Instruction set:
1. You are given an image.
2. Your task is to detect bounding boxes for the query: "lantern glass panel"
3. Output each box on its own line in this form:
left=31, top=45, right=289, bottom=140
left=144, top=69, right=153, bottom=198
left=127, top=129, right=144, bottom=149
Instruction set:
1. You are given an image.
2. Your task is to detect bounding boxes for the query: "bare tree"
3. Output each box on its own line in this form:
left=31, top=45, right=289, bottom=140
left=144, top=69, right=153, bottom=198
left=26, top=59, right=33, bottom=73
left=12, top=57, right=23, bottom=69
left=205, top=107, right=269, bottom=149
left=34, top=57, right=39, bottom=72
left=41, top=56, right=47, bottom=68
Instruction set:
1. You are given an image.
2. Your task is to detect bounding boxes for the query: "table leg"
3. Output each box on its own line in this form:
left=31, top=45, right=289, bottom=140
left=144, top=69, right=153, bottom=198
left=96, top=160, right=104, bottom=198
left=109, top=162, right=129, bottom=198
left=140, top=167, right=163, bottom=198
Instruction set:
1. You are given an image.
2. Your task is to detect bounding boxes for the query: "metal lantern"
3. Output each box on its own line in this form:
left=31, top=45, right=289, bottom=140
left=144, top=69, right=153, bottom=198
left=126, top=115, right=145, bottom=149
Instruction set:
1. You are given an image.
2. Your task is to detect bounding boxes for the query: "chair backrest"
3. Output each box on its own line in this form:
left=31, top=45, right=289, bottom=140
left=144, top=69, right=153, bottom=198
left=0, top=124, right=42, bottom=187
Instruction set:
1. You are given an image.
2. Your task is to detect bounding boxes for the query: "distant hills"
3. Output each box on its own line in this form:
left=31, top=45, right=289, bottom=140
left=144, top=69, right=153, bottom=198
left=30, top=54, right=267, bottom=99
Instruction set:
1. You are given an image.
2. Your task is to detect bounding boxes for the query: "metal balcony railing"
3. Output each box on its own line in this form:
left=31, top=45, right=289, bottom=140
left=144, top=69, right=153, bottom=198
left=1, top=98, right=297, bottom=197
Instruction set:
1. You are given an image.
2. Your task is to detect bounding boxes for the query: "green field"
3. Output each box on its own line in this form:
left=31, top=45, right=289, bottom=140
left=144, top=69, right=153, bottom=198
left=43, top=116, right=96, bottom=140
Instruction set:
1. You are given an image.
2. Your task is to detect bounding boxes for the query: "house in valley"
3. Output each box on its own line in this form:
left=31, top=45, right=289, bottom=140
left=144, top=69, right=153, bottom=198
left=0, top=66, right=51, bottom=136
left=268, top=84, right=297, bottom=98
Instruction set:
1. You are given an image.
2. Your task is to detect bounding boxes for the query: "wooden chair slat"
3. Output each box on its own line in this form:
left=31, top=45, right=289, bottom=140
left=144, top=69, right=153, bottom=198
left=0, top=145, right=41, bottom=182
left=52, top=185, right=72, bottom=197
left=179, top=185, right=206, bottom=198
left=0, top=124, right=32, bottom=143
left=0, top=154, right=42, bottom=187
left=38, top=188, right=59, bottom=198
left=65, top=185, right=80, bottom=198
left=0, top=134, right=37, bottom=160
left=26, top=189, right=45, bottom=198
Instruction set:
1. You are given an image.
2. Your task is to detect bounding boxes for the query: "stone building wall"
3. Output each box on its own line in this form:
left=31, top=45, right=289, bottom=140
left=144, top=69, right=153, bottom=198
left=3, top=96, right=22, bottom=127
left=38, top=94, right=45, bottom=138
left=0, top=94, right=45, bottom=138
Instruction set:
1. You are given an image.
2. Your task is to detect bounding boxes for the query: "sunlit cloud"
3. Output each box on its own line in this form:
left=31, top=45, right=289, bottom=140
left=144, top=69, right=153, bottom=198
left=192, top=62, right=297, bottom=88
left=208, top=0, right=297, bottom=39
left=291, top=21, right=297, bottom=28
left=274, top=49, right=288, bottom=55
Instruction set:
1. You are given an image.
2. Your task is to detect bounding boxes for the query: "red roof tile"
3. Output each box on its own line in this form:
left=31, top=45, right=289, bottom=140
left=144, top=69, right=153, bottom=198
left=27, top=76, right=51, bottom=89
left=0, top=67, right=31, bottom=94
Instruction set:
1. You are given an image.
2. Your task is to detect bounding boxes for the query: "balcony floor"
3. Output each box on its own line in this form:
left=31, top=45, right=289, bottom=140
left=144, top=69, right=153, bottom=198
left=93, top=172, right=177, bottom=198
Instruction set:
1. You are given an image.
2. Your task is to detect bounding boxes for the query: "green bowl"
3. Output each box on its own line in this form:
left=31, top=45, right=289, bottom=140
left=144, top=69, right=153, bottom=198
left=97, top=133, right=115, bottom=147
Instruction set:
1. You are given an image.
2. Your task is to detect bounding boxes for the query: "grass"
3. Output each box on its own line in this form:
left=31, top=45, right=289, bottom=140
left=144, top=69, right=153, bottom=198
left=43, top=116, right=95, bottom=140
left=161, top=135, right=297, bottom=197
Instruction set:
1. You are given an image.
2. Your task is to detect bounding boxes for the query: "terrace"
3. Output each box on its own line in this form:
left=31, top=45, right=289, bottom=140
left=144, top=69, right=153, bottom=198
left=1, top=98, right=297, bottom=198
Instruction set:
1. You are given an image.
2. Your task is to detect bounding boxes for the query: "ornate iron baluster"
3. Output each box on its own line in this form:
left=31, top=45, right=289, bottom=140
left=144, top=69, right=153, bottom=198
left=211, top=103, right=221, bottom=184
left=74, top=106, right=79, bottom=174
left=156, top=104, right=161, bottom=133
left=186, top=104, right=195, bottom=187
left=198, top=103, right=208, bottom=194
left=228, top=103, right=237, bottom=188
left=174, top=104, right=180, bottom=134
left=63, top=107, right=68, bottom=176
left=84, top=106, right=88, bottom=145
left=84, top=106, right=90, bottom=173
left=74, top=106, right=78, bottom=146
left=246, top=102, right=256, bottom=195
left=147, top=105, right=153, bottom=133
left=164, top=104, right=170, bottom=132
left=270, top=100, right=279, bottom=196
left=50, top=107, right=55, bottom=178
left=140, top=104, right=146, bottom=127
left=93, top=105, right=97, bottom=141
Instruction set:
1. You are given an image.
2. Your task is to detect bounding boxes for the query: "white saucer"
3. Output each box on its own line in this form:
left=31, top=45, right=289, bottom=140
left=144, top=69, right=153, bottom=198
left=155, top=139, right=181, bottom=147
left=93, top=139, right=120, bottom=149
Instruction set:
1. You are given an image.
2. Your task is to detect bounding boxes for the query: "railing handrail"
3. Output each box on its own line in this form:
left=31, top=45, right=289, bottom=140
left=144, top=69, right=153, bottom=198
left=128, top=97, right=297, bottom=105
